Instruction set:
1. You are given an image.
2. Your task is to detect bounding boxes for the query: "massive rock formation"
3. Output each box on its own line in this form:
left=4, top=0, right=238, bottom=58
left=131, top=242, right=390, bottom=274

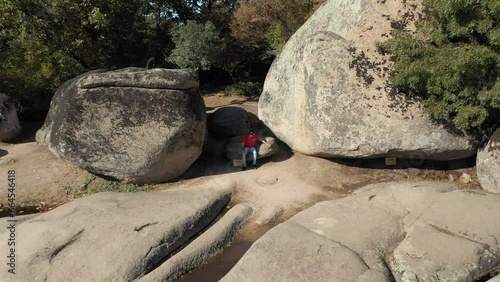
left=477, top=128, right=500, bottom=194
left=0, top=93, right=21, bottom=142
left=258, top=0, right=477, bottom=160
left=36, top=68, right=206, bottom=183
left=0, top=179, right=238, bottom=282
left=222, top=182, right=500, bottom=282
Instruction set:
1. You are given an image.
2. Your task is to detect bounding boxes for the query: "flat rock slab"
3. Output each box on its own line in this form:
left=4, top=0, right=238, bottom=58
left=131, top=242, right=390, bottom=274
left=0, top=179, right=234, bottom=282
left=222, top=182, right=500, bottom=282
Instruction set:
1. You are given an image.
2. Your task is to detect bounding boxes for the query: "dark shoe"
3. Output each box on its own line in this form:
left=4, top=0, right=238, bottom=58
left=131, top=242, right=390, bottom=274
left=252, top=164, right=257, bottom=169
left=242, top=166, right=247, bottom=171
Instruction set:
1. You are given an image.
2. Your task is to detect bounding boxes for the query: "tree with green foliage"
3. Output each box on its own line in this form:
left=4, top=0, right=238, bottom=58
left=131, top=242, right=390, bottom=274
left=0, top=0, right=149, bottom=119
left=163, top=0, right=250, bottom=83
left=168, top=21, right=223, bottom=70
left=383, top=0, right=500, bottom=131
left=0, top=0, right=319, bottom=119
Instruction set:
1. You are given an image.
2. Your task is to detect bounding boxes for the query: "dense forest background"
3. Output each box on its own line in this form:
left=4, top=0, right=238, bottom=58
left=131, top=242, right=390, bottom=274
left=0, top=0, right=498, bottom=133
left=0, top=0, right=324, bottom=120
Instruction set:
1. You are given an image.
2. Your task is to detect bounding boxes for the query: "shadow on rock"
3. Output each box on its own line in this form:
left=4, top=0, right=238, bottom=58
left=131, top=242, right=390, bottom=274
left=329, top=155, right=476, bottom=171
left=4, top=121, right=42, bottom=144
left=180, top=135, right=293, bottom=180
left=0, top=148, right=8, bottom=157
left=177, top=240, right=253, bottom=282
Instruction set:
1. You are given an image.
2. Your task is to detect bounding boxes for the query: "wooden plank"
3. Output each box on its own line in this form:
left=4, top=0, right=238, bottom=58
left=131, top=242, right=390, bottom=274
left=385, top=157, right=397, bottom=166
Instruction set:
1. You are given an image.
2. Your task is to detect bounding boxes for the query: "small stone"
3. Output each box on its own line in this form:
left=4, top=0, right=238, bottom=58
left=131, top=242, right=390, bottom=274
left=459, top=173, right=471, bottom=184
left=448, top=174, right=455, bottom=182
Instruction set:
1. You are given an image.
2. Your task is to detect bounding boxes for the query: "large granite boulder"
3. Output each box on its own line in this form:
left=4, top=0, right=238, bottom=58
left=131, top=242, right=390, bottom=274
left=0, top=93, right=22, bottom=141
left=258, top=0, right=477, bottom=160
left=36, top=68, right=206, bottom=184
left=477, top=128, right=500, bottom=194
left=208, top=107, right=251, bottom=137
left=222, top=182, right=500, bottom=282
left=0, top=179, right=234, bottom=282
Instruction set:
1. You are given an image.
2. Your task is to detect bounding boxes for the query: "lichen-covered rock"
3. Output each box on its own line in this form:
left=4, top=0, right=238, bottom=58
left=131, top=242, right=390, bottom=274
left=36, top=68, right=206, bottom=184
left=477, top=128, right=500, bottom=194
left=208, top=107, right=251, bottom=137
left=0, top=93, right=22, bottom=141
left=258, top=0, right=477, bottom=160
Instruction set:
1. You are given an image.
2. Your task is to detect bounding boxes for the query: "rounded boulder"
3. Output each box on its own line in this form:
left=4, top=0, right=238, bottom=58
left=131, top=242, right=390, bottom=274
left=258, top=0, right=477, bottom=160
left=0, top=93, right=22, bottom=142
left=37, top=68, right=206, bottom=184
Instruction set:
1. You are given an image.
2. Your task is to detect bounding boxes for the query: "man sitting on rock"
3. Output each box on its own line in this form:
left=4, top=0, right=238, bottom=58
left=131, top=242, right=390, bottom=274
left=242, top=130, right=270, bottom=170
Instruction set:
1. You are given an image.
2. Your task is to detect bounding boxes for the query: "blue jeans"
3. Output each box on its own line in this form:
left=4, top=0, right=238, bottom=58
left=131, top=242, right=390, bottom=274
left=242, top=147, right=257, bottom=166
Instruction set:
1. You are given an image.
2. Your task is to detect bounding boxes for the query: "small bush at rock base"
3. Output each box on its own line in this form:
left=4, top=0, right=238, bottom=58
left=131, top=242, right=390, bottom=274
left=70, top=173, right=154, bottom=197
left=224, top=82, right=263, bottom=97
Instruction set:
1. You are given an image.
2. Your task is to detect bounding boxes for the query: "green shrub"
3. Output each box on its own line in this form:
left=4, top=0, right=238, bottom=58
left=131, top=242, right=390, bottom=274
left=71, top=173, right=154, bottom=197
left=168, top=21, right=223, bottom=70
left=382, top=0, right=500, bottom=131
left=224, top=82, right=263, bottom=97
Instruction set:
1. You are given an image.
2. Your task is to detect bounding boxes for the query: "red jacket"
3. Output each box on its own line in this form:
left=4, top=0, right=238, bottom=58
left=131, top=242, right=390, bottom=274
left=242, top=134, right=260, bottom=148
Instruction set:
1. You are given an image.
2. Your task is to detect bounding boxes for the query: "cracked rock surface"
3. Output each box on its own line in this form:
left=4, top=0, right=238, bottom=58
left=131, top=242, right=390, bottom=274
left=221, top=182, right=500, bottom=282
left=139, top=204, right=253, bottom=282
left=35, top=67, right=206, bottom=184
left=0, top=178, right=233, bottom=282
left=258, top=0, right=477, bottom=159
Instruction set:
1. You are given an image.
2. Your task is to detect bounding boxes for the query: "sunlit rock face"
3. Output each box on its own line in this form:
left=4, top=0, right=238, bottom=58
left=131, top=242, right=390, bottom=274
left=258, top=0, right=477, bottom=160
left=37, top=68, right=206, bottom=183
